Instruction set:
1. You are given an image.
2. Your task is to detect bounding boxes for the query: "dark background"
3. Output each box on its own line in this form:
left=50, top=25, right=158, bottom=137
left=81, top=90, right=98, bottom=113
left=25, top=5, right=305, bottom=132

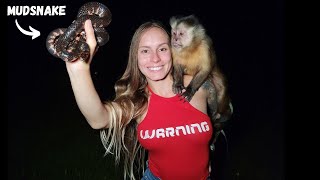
left=7, top=0, right=284, bottom=179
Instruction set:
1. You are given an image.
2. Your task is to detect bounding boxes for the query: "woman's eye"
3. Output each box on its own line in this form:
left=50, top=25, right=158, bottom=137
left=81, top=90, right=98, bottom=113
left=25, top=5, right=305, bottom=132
left=159, top=48, right=167, bottom=52
left=141, top=49, right=148, bottom=53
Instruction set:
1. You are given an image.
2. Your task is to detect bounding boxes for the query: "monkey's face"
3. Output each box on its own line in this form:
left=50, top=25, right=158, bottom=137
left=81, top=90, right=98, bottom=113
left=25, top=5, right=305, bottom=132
left=171, top=24, right=194, bottom=50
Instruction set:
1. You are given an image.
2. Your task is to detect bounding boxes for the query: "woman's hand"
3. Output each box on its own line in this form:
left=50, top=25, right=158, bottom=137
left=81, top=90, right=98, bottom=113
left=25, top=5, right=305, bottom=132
left=66, top=19, right=98, bottom=72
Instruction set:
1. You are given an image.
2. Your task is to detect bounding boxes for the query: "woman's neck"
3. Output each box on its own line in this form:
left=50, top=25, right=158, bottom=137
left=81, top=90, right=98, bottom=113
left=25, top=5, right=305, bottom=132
left=147, top=76, right=175, bottom=97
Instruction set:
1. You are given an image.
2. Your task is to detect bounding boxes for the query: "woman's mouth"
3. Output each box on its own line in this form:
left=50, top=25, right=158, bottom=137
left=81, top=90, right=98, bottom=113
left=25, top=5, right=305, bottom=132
left=148, top=66, right=163, bottom=71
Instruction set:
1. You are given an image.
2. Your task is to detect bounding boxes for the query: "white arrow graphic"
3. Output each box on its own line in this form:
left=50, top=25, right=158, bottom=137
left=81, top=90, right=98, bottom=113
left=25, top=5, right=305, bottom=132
left=15, top=19, right=40, bottom=40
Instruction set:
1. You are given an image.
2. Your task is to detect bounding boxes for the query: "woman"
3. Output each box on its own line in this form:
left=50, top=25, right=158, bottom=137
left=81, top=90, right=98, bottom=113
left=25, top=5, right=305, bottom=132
left=66, top=19, right=216, bottom=180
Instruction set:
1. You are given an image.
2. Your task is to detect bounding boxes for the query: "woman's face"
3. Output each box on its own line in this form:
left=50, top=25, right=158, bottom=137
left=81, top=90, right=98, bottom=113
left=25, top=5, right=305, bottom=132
left=137, top=27, right=172, bottom=82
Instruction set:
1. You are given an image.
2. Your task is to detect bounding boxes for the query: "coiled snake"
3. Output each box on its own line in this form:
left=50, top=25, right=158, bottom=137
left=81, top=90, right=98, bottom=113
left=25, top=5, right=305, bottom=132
left=46, top=2, right=112, bottom=62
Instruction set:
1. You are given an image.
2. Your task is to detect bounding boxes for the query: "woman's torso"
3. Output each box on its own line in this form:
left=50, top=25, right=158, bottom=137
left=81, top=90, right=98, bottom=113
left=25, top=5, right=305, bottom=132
left=137, top=76, right=213, bottom=180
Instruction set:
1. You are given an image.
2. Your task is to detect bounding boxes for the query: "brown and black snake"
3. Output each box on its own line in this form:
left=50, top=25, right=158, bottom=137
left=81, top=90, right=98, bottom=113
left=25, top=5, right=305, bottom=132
left=46, top=2, right=112, bottom=62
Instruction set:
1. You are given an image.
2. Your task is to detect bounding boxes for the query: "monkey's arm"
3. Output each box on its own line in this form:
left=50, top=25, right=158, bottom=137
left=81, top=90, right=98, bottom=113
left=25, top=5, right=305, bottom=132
left=172, top=64, right=185, bottom=94
left=182, top=68, right=211, bottom=101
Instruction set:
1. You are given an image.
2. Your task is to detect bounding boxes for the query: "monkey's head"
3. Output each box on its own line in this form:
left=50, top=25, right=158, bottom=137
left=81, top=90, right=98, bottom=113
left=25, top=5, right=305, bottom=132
left=169, top=15, right=206, bottom=50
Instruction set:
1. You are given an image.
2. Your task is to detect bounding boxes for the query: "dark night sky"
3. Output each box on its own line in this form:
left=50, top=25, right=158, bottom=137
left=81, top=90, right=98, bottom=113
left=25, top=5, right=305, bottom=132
left=7, top=0, right=284, bottom=179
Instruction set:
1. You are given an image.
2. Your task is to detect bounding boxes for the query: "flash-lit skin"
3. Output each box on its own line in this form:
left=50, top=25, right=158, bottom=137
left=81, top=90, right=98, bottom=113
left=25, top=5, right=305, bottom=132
left=138, top=27, right=172, bottom=82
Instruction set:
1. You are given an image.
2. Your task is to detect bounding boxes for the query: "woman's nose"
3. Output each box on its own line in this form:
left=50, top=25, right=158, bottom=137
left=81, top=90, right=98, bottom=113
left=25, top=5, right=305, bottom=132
left=151, top=52, right=160, bottom=63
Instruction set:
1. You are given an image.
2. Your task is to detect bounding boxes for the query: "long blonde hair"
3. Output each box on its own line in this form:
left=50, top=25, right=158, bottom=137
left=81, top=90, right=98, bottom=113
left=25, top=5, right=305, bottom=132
left=100, top=21, right=170, bottom=180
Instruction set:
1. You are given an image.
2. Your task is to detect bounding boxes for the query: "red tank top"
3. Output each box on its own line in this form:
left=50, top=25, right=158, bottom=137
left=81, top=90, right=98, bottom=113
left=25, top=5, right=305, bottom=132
left=137, top=87, right=213, bottom=180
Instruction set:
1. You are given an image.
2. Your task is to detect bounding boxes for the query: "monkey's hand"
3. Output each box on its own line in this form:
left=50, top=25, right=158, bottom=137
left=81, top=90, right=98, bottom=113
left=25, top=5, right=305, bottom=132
left=180, top=86, right=196, bottom=102
left=172, top=83, right=185, bottom=94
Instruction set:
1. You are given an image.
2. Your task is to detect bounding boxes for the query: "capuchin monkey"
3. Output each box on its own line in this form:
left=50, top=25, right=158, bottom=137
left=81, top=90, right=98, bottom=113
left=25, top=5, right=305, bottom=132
left=170, top=15, right=233, bottom=138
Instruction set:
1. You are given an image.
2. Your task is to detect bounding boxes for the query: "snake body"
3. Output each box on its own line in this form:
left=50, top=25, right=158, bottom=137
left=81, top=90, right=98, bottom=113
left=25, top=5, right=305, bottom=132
left=46, top=2, right=112, bottom=62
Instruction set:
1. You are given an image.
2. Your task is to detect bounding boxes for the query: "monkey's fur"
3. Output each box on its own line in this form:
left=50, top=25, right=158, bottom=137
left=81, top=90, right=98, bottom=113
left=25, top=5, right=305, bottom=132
left=170, top=15, right=232, bottom=137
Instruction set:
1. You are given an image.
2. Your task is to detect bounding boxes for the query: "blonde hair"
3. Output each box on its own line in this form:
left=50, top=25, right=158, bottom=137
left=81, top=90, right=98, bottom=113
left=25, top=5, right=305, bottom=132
left=100, top=21, right=170, bottom=180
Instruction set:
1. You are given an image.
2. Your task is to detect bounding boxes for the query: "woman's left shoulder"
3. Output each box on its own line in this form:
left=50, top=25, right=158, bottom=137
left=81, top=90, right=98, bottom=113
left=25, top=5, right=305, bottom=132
left=183, top=75, right=193, bottom=85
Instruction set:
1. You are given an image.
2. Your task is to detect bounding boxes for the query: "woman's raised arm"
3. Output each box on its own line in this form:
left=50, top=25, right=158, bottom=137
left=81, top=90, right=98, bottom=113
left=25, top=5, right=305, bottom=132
left=65, top=20, right=110, bottom=129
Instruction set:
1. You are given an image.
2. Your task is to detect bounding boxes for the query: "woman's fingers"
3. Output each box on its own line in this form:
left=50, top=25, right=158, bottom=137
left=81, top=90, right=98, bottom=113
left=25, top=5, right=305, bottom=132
left=84, top=20, right=97, bottom=60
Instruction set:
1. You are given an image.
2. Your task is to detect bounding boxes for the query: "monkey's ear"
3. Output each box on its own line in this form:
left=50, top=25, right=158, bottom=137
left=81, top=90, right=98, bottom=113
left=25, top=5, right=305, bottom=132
left=186, top=14, right=199, bottom=25
left=187, top=14, right=196, bottom=19
left=169, top=16, right=178, bottom=28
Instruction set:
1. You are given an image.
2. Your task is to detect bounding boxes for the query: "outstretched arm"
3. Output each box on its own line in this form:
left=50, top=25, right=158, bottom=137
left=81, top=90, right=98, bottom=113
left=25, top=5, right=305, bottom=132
left=66, top=20, right=110, bottom=129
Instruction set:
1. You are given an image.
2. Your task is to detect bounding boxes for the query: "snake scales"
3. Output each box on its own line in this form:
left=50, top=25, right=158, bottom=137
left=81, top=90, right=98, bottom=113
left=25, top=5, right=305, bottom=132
left=46, top=2, right=112, bottom=62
